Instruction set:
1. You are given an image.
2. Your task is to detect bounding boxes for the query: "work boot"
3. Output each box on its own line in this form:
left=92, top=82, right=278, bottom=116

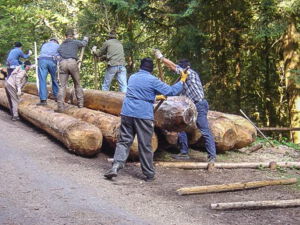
left=144, top=176, right=155, bottom=182
left=172, top=153, right=190, bottom=160
left=36, top=100, right=47, bottom=106
left=104, top=162, right=122, bottom=179
left=11, top=116, right=20, bottom=121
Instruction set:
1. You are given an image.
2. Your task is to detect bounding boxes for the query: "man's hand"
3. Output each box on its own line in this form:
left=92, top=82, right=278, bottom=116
left=17, top=88, right=22, bottom=97
left=83, top=36, right=89, bottom=42
left=154, top=49, right=163, bottom=60
left=91, top=46, right=98, bottom=55
left=28, top=50, right=32, bottom=56
left=180, top=70, right=189, bottom=82
left=156, top=95, right=167, bottom=101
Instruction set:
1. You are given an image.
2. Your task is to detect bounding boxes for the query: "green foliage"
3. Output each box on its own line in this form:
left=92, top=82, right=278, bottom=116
left=0, top=0, right=300, bottom=142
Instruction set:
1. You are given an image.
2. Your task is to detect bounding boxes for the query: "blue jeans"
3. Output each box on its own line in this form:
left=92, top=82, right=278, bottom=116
left=178, top=99, right=216, bottom=158
left=38, top=59, right=59, bottom=100
left=102, top=65, right=127, bottom=93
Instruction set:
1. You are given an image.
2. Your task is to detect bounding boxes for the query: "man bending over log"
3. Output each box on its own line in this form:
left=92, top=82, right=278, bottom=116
left=154, top=50, right=217, bottom=162
left=104, top=57, right=188, bottom=181
left=5, top=61, right=33, bottom=121
left=56, top=29, right=89, bottom=112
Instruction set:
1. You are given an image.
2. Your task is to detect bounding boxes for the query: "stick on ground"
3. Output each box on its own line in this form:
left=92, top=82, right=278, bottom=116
left=176, top=178, right=297, bottom=195
left=211, top=199, right=300, bottom=210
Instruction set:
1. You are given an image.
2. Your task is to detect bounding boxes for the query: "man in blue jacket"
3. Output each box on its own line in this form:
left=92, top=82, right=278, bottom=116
left=37, top=38, right=60, bottom=106
left=104, top=57, right=189, bottom=181
left=6, top=42, right=32, bottom=77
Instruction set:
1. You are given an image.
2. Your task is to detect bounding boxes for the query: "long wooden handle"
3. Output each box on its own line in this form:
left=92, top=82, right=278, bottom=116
left=78, top=46, right=86, bottom=70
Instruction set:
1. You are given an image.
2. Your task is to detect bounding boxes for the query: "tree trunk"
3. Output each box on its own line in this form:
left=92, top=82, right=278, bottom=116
left=282, top=21, right=300, bottom=144
left=0, top=89, right=102, bottom=157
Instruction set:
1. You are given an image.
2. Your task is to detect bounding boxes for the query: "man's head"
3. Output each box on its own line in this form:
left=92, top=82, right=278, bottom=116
left=50, top=37, right=59, bottom=44
left=107, top=30, right=117, bottom=39
left=14, top=42, right=22, bottom=48
left=24, top=61, right=32, bottom=71
left=140, top=57, right=154, bottom=73
left=65, top=29, right=75, bottom=38
left=177, top=59, right=191, bottom=69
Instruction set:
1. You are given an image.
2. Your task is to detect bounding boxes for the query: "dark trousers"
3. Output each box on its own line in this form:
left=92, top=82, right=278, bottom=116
left=7, top=68, right=14, bottom=78
left=114, top=115, right=155, bottom=178
left=178, top=99, right=216, bottom=158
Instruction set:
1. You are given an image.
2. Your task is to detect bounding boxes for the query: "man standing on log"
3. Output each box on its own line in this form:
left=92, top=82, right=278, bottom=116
left=4, top=61, right=33, bottom=121
left=154, top=50, right=217, bottom=162
left=91, top=30, right=127, bottom=92
left=104, top=57, right=188, bottom=181
left=37, top=38, right=60, bottom=106
left=56, top=30, right=89, bottom=112
left=6, top=42, right=32, bottom=77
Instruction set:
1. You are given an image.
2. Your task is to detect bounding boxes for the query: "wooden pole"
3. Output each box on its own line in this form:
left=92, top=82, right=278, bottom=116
left=211, top=199, right=300, bottom=210
left=156, top=161, right=300, bottom=169
left=176, top=178, right=297, bottom=195
left=240, top=109, right=275, bottom=147
left=34, top=42, right=39, bottom=92
left=78, top=46, right=85, bottom=70
left=93, top=56, right=99, bottom=89
left=259, top=127, right=300, bottom=131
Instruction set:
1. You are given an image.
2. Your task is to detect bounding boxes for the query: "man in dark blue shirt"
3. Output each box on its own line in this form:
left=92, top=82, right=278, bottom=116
left=6, top=42, right=32, bottom=77
left=155, top=50, right=217, bottom=162
left=104, top=57, right=188, bottom=181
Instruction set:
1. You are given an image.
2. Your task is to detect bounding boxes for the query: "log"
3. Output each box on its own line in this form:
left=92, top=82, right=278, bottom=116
left=0, top=89, right=103, bottom=157
left=211, top=199, right=300, bottom=210
left=0, top=81, right=198, bottom=132
left=176, top=178, right=297, bottom=195
left=156, top=161, right=300, bottom=169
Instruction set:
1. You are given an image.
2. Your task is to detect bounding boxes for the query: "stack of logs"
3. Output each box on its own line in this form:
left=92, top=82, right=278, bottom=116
left=0, top=81, right=257, bottom=158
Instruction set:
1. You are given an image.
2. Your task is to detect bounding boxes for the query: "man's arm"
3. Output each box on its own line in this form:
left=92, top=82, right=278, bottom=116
left=95, top=41, right=108, bottom=57
left=19, top=49, right=31, bottom=59
left=154, top=49, right=177, bottom=72
left=75, top=36, right=89, bottom=48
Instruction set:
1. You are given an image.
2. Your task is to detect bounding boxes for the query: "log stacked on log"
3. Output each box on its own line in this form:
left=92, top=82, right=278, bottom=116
left=0, top=89, right=102, bottom=157
left=0, top=81, right=258, bottom=151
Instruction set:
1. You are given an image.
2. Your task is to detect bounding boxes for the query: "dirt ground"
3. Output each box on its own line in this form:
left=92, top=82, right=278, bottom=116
left=0, top=106, right=300, bottom=225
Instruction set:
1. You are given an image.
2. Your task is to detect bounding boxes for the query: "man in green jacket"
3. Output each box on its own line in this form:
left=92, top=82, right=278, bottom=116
left=92, top=30, right=127, bottom=92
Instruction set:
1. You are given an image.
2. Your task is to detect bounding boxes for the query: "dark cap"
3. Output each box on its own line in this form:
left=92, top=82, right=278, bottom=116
left=140, top=57, right=154, bottom=73
left=65, top=29, right=75, bottom=37
left=50, top=37, right=59, bottom=44
left=14, top=42, right=22, bottom=47
left=107, top=30, right=117, bottom=39
left=24, top=61, right=31, bottom=66
left=177, top=59, right=191, bottom=69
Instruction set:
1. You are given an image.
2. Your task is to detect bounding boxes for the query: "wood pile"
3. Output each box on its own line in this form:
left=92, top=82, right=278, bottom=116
left=0, top=81, right=257, bottom=155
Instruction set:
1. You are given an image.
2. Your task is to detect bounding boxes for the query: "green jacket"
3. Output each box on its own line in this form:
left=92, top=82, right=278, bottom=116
left=96, top=39, right=126, bottom=66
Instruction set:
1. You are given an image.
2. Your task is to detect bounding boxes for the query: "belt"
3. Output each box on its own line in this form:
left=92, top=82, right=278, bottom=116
left=39, top=57, right=56, bottom=61
left=194, top=99, right=205, bottom=104
left=61, top=58, right=77, bottom=61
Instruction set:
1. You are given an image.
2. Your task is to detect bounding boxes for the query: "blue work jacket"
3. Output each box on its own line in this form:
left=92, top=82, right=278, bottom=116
left=121, top=69, right=183, bottom=120
left=39, top=41, right=59, bottom=58
left=6, top=48, right=30, bottom=67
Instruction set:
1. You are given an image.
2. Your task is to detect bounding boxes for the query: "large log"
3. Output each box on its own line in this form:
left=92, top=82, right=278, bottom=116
left=44, top=99, right=158, bottom=159
left=0, top=81, right=198, bottom=132
left=211, top=199, right=300, bottom=210
left=176, top=178, right=297, bottom=195
left=0, top=89, right=103, bottom=157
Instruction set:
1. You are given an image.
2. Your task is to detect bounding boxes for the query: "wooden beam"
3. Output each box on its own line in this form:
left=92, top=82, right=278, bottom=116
left=259, top=127, right=300, bottom=131
left=177, top=178, right=297, bottom=195
left=211, top=199, right=300, bottom=210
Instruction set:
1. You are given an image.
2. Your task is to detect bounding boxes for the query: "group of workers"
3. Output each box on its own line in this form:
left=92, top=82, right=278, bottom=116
left=1, top=29, right=216, bottom=182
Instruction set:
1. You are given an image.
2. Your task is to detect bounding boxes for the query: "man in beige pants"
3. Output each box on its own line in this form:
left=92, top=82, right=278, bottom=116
left=5, top=61, right=33, bottom=121
left=56, top=30, right=89, bottom=112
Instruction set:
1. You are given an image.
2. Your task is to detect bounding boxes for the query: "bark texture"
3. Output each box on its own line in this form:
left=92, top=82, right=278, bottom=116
left=0, top=89, right=102, bottom=157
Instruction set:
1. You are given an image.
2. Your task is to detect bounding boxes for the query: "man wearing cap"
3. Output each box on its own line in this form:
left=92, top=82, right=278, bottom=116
left=37, top=38, right=60, bottom=106
left=6, top=42, right=32, bottom=77
left=5, top=61, right=33, bottom=121
left=56, top=30, right=89, bottom=112
left=154, top=50, right=217, bottom=162
left=91, top=30, right=127, bottom=92
left=104, top=57, right=189, bottom=181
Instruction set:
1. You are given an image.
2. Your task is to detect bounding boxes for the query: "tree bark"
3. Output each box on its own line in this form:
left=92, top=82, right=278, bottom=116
left=211, top=199, right=300, bottom=210
left=176, top=178, right=297, bottom=195
left=0, top=89, right=102, bottom=157
left=282, top=21, right=300, bottom=144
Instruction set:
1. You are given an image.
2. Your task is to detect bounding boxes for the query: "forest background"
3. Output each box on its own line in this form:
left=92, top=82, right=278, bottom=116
left=0, top=0, right=299, bottom=143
